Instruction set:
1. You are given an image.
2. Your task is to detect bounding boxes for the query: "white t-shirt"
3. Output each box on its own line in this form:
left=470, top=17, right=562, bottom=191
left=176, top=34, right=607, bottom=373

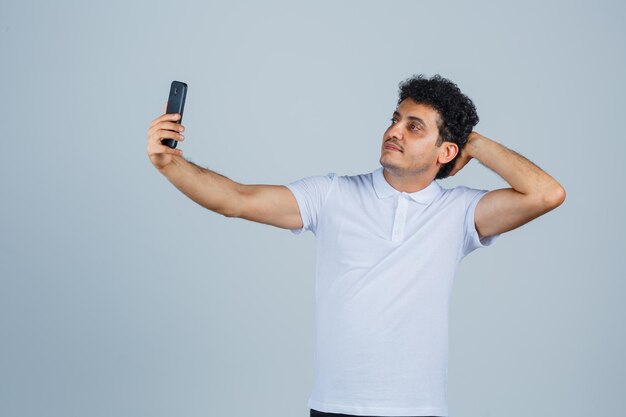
left=286, top=166, right=500, bottom=417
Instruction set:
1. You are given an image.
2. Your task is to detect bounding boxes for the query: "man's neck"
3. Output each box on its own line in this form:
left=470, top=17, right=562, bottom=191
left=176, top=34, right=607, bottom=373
left=383, top=168, right=435, bottom=193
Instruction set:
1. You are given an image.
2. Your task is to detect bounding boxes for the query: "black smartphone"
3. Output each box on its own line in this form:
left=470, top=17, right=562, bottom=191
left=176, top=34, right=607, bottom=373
left=162, top=80, right=188, bottom=149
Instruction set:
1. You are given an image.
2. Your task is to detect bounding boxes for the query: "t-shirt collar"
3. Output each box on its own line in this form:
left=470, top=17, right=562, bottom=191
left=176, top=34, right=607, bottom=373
left=372, top=166, right=442, bottom=205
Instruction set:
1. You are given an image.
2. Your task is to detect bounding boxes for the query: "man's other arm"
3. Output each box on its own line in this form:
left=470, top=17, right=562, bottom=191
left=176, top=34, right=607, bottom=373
left=159, top=156, right=303, bottom=229
left=450, top=132, right=566, bottom=239
left=147, top=109, right=303, bottom=230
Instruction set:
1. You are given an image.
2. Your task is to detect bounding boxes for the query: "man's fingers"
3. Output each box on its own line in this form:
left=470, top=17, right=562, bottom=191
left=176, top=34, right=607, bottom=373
left=146, top=101, right=185, bottom=170
left=151, top=128, right=184, bottom=144
left=149, top=112, right=181, bottom=128
left=158, top=144, right=183, bottom=156
left=149, top=126, right=185, bottom=140
left=148, top=121, right=185, bottom=136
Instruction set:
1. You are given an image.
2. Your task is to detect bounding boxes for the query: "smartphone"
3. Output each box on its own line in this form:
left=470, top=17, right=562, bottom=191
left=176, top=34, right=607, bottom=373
left=162, top=80, right=188, bottom=149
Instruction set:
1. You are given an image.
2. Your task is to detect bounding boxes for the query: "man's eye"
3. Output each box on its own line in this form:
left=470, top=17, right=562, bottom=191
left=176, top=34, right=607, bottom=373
left=389, top=118, right=397, bottom=124
left=410, top=124, right=419, bottom=131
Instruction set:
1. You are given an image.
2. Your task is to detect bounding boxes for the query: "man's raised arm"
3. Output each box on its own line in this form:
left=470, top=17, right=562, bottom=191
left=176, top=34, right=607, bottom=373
left=146, top=109, right=303, bottom=230
left=447, top=131, right=566, bottom=238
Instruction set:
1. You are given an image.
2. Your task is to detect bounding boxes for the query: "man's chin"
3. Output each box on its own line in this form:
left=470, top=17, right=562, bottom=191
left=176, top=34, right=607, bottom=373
left=379, top=156, right=401, bottom=171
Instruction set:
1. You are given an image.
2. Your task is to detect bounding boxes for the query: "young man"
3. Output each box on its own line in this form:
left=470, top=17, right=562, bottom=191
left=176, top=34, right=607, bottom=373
left=146, top=74, right=566, bottom=417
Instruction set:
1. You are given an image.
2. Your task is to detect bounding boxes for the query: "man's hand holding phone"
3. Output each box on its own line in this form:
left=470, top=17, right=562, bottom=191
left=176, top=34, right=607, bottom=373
left=146, top=101, right=185, bottom=170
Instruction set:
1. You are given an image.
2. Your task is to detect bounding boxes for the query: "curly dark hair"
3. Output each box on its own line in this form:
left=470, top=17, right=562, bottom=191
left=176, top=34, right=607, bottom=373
left=397, top=74, right=479, bottom=179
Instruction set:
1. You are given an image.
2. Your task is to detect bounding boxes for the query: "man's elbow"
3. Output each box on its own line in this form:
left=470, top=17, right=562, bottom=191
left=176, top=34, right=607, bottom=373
left=542, top=184, right=566, bottom=210
left=221, top=206, right=242, bottom=218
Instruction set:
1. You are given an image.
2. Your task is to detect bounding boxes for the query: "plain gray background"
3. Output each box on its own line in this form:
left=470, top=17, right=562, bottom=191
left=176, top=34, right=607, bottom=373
left=1, top=1, right=625, bottom=416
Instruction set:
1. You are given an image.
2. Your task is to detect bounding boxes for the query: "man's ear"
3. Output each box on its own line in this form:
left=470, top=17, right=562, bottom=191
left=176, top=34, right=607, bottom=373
left=437, top=142, right=459, bottom=165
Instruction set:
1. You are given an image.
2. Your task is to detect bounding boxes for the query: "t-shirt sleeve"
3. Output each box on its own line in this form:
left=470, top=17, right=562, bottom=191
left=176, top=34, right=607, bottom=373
left=461, top=187, right=501, bottom=258
left=285, top=172, right=337, bottom=235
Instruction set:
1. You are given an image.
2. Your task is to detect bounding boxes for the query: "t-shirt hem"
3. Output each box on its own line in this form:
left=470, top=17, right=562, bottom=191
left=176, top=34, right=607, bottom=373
left=308, top=398, right=448, bottom=416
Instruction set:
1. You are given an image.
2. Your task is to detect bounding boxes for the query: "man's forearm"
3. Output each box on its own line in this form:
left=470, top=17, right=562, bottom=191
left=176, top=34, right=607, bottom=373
left=465, top=134, right=565, bottom=203
left=158, top=155, right=244, bottom=217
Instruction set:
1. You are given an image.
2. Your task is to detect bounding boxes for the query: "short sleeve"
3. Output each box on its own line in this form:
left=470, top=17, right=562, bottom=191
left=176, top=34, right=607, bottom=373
left=461, top=188, right=500, bottom=258
left=285, top=172, right=337, bottom=235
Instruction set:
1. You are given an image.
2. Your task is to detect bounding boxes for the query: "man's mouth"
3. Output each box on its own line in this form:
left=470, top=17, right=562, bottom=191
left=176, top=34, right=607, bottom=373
left=384, top=143, right=402, bottom=152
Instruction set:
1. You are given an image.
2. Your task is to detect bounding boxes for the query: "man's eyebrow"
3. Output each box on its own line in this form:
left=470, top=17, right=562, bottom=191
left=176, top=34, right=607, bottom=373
left=393, top=110, right=428, bottom=128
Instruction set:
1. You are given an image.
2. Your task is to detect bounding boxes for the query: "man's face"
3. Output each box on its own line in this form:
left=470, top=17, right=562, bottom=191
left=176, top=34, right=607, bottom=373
left=379, top=98, right=450, bottom=178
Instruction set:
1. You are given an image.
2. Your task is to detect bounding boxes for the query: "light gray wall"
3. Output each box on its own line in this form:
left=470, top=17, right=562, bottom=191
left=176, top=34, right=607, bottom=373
left=1, top=1, right=624, bottom=416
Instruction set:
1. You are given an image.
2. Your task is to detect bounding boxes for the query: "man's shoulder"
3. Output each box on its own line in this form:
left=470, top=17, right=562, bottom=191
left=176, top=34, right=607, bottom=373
left=437, top=183, right=489, bottom=205
left=332, top=169, right=378, bottom=191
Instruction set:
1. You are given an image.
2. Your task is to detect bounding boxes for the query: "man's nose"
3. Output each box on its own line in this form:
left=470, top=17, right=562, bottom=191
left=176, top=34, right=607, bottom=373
left=388, top=123, right=403, bottom=140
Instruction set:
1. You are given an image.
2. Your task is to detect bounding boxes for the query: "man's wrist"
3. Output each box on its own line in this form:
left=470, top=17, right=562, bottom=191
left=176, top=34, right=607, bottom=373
left=465, top=133, right=487, bottom=159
